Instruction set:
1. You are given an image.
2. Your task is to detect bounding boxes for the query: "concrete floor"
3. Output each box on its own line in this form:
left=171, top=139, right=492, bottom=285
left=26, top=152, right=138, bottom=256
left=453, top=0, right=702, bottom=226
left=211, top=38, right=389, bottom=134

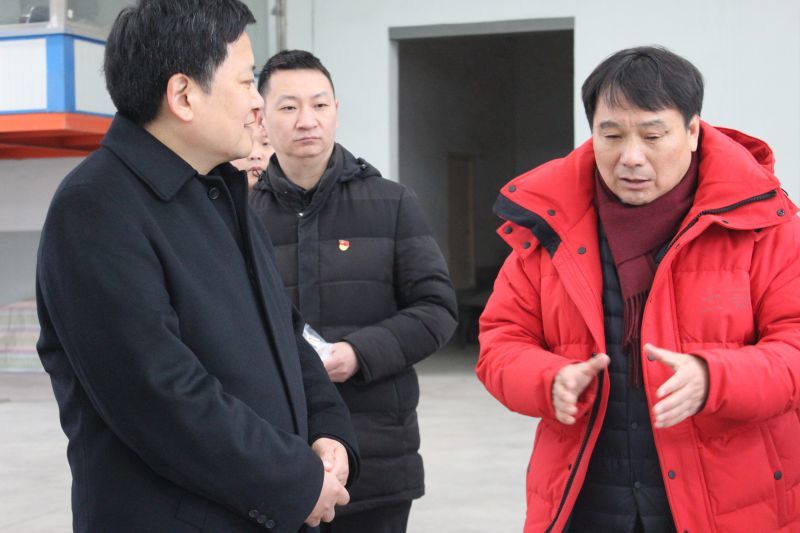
left=0, top=345, right=536, bottom=532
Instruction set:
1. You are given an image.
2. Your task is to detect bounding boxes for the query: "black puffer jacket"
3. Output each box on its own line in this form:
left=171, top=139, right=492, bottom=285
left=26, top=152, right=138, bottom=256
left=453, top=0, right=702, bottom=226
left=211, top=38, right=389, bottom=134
left=567, top=225, right=674, bottom=532
left=250, top=144, right=457, bottom=514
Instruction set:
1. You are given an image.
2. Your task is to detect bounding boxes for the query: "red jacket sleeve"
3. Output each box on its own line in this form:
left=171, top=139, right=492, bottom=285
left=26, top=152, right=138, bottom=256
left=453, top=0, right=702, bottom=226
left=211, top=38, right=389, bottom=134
left=693, top=218, right=800, bottom=428
left=476, top=249, right=596, bottom=420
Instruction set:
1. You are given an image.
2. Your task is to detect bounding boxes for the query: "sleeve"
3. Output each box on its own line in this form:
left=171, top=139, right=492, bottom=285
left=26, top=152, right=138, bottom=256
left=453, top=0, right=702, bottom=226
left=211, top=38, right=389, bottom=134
left=476, top=250, right=595, bottom=420
left=692, top=218, right=800, bottom=428
left=36, top=184, right=323, bottom=530
left=342, top=188, right=458, bottom=383
left=292, top=306, right=361, bottom=487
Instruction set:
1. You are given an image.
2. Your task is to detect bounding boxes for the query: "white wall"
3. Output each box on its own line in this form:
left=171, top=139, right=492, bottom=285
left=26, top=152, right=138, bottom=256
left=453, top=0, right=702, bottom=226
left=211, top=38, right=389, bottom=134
left=286, top=0, right=800, bottom=200
left=0, top=158, right=80, bottom=304
left=0, top=158, right=80, bottom=231
left=0, top=158, right=81, bottom=262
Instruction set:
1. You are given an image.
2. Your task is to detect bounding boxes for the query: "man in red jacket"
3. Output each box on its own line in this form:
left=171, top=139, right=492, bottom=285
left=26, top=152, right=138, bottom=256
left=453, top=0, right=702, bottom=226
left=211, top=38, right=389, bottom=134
left=478, top=46, right=800, bottom=532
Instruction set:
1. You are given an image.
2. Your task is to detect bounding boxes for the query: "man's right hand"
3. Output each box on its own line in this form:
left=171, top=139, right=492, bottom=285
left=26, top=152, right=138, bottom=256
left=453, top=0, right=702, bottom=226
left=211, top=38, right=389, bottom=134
left=552, top=353, right=610, bottom=425
left=305, top=471, right=350, bottom=527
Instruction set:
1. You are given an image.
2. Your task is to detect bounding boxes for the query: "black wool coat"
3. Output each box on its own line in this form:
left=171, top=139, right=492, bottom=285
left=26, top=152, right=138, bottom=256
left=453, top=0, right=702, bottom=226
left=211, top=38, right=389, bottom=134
left=250, top=145, right=457, bottom=514
left=36, top=115, right=359, bottom=533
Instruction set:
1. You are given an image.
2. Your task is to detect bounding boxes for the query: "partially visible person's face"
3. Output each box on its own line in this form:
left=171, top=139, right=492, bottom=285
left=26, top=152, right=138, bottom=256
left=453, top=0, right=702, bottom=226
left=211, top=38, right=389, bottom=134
left=192, top=32, right=264, bottom=166
left=261, top=68, right=338, bottom=165
left=592, top=96, right=700, bottom=205
left=231, top=119, right=273, bottom=190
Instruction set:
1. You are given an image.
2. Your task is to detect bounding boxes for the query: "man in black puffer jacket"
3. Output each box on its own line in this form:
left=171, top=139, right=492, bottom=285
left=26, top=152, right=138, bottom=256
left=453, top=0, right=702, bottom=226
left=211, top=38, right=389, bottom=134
left=249, top=50, right=458, bottom=533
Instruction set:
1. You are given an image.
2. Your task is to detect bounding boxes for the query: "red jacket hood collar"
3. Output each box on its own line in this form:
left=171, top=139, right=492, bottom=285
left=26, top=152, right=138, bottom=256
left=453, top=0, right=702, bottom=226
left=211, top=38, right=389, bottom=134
left=498, top=121, right=793, bottom=234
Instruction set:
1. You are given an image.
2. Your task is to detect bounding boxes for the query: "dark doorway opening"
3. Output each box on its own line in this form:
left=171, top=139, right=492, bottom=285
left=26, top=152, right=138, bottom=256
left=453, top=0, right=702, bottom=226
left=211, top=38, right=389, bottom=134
left=395, top=24, right=574, bottom=344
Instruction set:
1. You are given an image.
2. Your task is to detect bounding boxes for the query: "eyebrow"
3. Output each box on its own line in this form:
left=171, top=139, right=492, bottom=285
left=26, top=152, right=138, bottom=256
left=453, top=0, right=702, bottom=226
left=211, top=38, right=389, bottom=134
left=597, top=119, right=667, bottom=129
left=637, top=119, right=667, bottom=128
left=274, top=91, right=331, bottom=104
left=597, top=120, right=621, bottom=130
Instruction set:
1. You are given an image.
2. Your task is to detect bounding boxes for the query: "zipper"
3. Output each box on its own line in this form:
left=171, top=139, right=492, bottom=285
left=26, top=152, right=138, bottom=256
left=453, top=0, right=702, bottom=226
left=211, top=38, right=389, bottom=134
left=655, top=190, right=776, bottom=265
left=544, top=369, right=605, bottom=533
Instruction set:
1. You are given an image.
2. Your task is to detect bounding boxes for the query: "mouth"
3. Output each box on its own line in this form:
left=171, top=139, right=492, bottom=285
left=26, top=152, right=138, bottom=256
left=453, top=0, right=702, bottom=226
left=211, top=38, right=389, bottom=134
left=295, top=136, right=320, bottom=142
left=249, top=166, right=263, bottom=176
left=618, top=177, right=651, bottom=190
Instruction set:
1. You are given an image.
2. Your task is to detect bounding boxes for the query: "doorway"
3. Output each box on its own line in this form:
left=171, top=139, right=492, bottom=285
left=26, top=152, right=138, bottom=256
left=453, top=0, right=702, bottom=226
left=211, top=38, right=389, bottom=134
left=393, top=19, right=574, bottom=343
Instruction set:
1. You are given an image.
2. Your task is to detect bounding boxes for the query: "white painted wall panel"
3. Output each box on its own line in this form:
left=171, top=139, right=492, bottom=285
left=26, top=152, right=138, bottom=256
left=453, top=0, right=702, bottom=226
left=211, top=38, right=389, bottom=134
left=0, top=38, right=47, bottom=112
left=0, top=158, right=81, bottom=231
left=73, top=38, right=114, bottom=115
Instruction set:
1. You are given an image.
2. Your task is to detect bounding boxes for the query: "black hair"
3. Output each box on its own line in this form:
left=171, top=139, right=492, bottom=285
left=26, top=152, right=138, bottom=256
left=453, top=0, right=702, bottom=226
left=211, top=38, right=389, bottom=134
left=257, top=49, right=335, bottom=96
left=581, top=46, right=704, bottom=128
left=104, top=0, right=255, bottom=126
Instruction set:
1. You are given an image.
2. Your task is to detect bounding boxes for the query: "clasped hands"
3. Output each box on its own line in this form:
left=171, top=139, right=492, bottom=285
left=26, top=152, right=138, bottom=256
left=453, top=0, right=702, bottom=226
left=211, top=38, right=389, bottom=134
left=552, top=344, right=708, bottom=428
left=306, top=437, right=350, bottom=527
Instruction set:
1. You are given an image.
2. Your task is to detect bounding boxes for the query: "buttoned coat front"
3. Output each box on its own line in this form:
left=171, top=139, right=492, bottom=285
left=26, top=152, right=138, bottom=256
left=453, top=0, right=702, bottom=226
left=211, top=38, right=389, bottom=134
left=36, top=115, right=358, bottom=533
left=477, top=123, right=800, bottom=532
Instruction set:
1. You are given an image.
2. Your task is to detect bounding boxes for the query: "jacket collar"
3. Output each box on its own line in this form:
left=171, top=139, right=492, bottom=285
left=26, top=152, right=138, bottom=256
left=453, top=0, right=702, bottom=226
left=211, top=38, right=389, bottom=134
left=100, top=114, right=198, bottom=201
left=253, top=143, right=382, bottom=208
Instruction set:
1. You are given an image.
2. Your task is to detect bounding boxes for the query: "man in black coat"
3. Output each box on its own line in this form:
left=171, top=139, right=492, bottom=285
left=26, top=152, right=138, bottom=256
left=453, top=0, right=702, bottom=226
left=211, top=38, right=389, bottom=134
left=249, top=50, right=458, bottom=533
left=35, top=2, right=358, bottom=532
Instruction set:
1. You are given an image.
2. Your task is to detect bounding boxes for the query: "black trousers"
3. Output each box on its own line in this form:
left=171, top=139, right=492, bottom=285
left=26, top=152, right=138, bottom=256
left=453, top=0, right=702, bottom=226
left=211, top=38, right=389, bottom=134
left=320, top=501, right=412, bottom=533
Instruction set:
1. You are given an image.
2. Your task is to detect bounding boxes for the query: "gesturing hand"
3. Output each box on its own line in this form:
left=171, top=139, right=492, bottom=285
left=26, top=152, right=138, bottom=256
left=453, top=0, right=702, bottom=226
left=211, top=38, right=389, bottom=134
left=647, top=343, right=709, bottom=428
left=552, top=354, right=610, bottom=425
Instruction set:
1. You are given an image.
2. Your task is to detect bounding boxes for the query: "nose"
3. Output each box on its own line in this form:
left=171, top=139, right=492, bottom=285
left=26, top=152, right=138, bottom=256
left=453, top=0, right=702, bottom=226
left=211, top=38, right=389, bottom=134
left=296, top=105, right=316, bottom=129
left=619, top=138, right=646, bottom=168
left=250, top=85, right=264, bottom=114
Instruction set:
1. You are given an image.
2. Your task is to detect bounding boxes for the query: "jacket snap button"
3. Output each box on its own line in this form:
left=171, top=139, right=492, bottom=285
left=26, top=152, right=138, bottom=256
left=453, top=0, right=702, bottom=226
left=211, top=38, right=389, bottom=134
left=298, top=212, right=305, bottom=218
left=508, top=185, right=517, bottom=192
left=257, top=514, right=267, bottom=524
left=522, top=242, right=531, bottom=249
left=668, top=470, right=676, bottom=479
left=208, top=187, right=220, bottom=200
left=634, top=481, right=641, bottom=489
left=577, top=246, right=586, bottom=255
left=777, top=209, right=785, bottom=217
left=775, top=470, right=783, bottom=480
left=265, top=519, right=276, bottom=528
left=249, top=510, right=258, bottom=518
left=503, top=226, right=512, bottom=234
left=547, top=209, right=556, bottom=216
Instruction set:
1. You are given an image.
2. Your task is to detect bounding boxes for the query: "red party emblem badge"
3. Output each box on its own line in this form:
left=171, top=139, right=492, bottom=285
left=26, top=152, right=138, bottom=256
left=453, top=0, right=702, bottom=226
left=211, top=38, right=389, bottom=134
left=338, top=239, right=350, bottom=251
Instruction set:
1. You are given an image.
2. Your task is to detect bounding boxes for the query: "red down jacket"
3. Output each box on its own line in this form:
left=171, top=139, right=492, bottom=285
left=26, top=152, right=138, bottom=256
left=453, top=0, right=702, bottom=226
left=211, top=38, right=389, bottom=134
left=477, top=122, right=800, bottom=532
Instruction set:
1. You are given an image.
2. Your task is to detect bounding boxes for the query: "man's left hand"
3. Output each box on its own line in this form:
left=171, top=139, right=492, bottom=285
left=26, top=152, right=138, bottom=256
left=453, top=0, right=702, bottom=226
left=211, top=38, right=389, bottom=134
left=647, top=343, right=709, bottom=428
left=324, top=342, right=360, bottom=383
left=312, top=437, right=350, bottom=486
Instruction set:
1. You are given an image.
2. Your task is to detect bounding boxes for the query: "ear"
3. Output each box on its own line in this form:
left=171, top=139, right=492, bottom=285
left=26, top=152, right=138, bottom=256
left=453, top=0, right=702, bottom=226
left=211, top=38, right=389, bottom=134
left=687, top=115, right=700, bottom=152
left=335, top=98, right=340, bottom=129
left=164, top=73, right=195, bottom=122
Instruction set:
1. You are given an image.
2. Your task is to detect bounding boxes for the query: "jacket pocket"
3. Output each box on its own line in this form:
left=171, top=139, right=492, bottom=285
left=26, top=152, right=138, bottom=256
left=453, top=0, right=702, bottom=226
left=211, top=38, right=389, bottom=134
left=526, top=419, right=575, bottom=523
left=175, top=492, right=210, bottom=530
left=763, top=412, right=800, bottom=525
left=697, top=423, right=773, bottom=520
